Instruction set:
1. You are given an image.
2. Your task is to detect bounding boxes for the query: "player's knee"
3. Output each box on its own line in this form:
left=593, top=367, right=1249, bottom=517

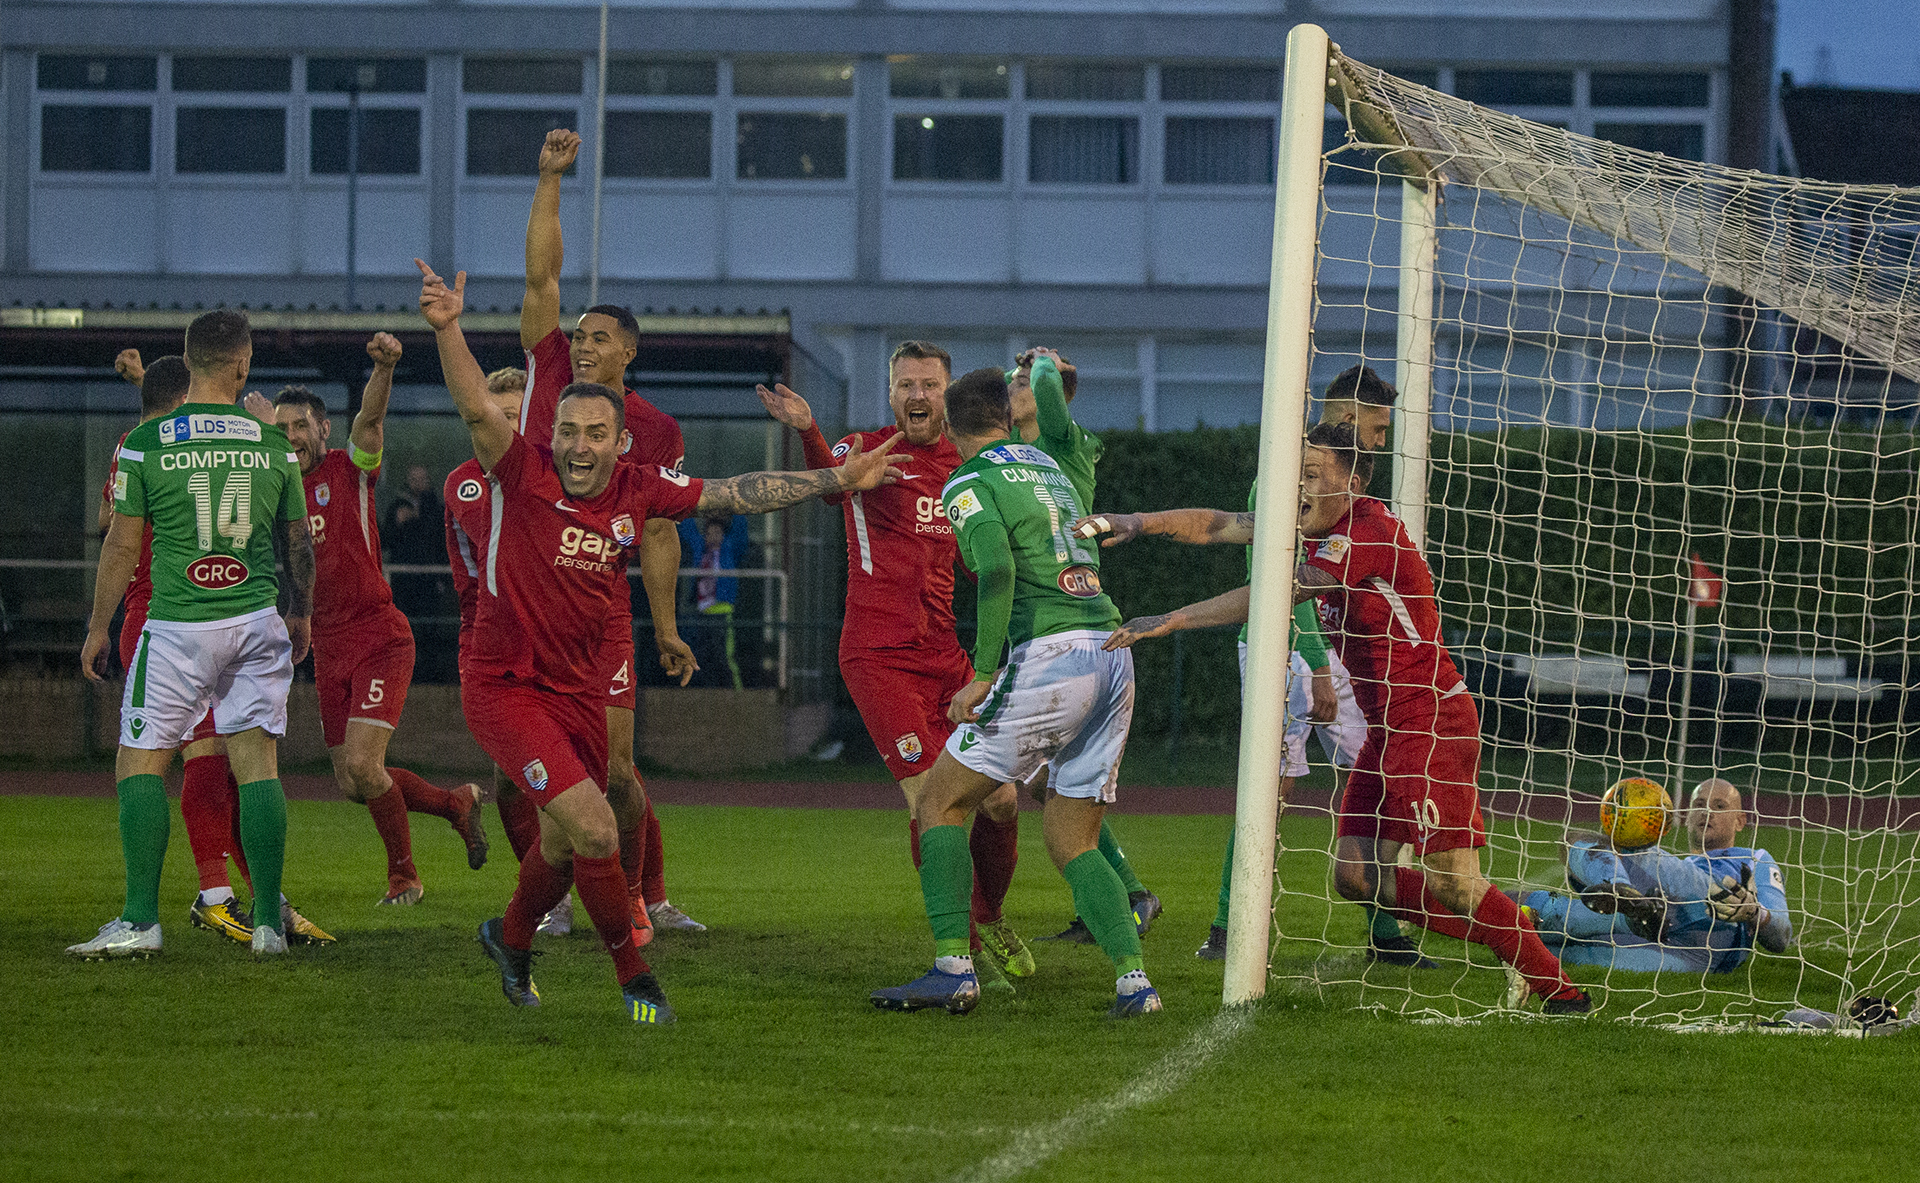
left=980, top=782, right=1018, bottom=824
left=1333, top=859, right=1376, bottom=903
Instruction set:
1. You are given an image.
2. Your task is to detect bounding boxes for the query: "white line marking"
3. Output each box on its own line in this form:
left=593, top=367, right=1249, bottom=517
left=945, top=1004, right=1254, bottom=1183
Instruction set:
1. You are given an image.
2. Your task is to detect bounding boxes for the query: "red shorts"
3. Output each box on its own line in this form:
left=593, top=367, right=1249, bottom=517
left=121, top=604, right=217, bottom=744
left=462, top=673, right=609, bottom=808
left=842, top=645, right=973, bottom=781
left=1336, top=694, right=1485, bottom=856
left=312, top=606, right=415, bottom=749
left=600, top=607, right=635, bottom=711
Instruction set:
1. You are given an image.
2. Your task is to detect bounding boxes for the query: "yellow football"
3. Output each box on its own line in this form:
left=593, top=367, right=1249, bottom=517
left=1600, top=777, right=1672, bottom=849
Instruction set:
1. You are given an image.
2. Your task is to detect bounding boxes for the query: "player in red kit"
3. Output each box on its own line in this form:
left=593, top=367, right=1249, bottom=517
left=757, top=341, right=1032, bottom=985
left=521, top=128, right=703, bottom=936
left=1290, top=422, right=1589, bottom=1013
left=273, top=334, right=489, bottom=906
left=421, top=258, right=903, bottom=1022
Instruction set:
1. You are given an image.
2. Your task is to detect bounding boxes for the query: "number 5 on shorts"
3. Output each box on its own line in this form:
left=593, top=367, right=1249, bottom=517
left=360, top=678, right=385, bottom=709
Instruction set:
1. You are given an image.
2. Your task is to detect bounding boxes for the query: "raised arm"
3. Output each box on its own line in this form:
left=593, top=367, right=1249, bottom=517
left=1029, top=351, right=1073, bottom=452
left=349, top=332, right=402, bottom=461
left=418, top=259, right=513, bottom=472
left=1075, top=507, right=1254, bottom=549
left=521, top=129, right=580, bottom=352
left=695, top=435, right=902, bottom=515
left=114, top=348, right=145, bottom=387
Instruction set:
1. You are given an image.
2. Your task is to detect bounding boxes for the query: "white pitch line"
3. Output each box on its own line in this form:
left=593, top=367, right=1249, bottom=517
left=944, top=1004, right=1255, bottom=1183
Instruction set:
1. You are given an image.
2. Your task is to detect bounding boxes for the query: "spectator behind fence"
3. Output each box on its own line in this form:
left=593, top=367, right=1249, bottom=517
left=385, top=464, right=450, bottom=619
left=679, top=514, right=749, bottom=690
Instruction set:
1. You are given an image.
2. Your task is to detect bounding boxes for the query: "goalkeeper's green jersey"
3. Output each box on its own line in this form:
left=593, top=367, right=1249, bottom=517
left=944, top=440, right=1121, bottom=678
left=113, top=403, right=305, bottom=625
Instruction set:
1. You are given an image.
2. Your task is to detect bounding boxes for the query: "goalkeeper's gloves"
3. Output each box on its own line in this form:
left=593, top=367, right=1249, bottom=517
left=1707, top=865, right=1762, bottom=926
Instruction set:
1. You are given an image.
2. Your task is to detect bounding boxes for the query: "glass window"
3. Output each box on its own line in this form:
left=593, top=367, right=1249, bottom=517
left=1166, top=117, right=1273, bottom=185
left=1030, top=116, right=1137, bottom=184
left=37, top=55, right=157, bottom=92
left=1593, top=122, right=1705, bottom=161
left=40, top=105, right=151, bottom=171
left=176, top=107, right=286, bottom=173
left=1453, top=70, right=1573, bottom=107
left=888, top=57, right=1008, bottom=100
left=1026, top=62, right=1144, bottom=102
left=734, top=59, right=854, bottom=99
left=607, top=60, right=717, bottom=97
left=1590, top=72, right=1711, bottom=109
left=463, top=59, right=583, bottom=96
left=307, top=58, right=428, bottom=95
left=604, top=111, right=712, bottom=179
left=466, top=109, right=578, bottom=175
left=736, top=113, right=846, bottom=180
left=1161, top=66, right=1277, bottom=103
left=893, top=114, right=1002, bottom=181
left=172, top=56, right=292, bottom=93
left=311, top=108, right=423, bottom=175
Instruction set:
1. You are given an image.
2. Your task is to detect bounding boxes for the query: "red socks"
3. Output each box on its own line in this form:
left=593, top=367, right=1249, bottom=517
left=181, top=752, right=235, bottom=891
left=388, top=767, right=459, bottom=820
left=1390, top=866, right=1472, bottom=940
left=640, top=796, right=666, bottom=906
left=576, top=853, right=647, bottom=983
left=620, top=815, right=646, bottom=907
left=365, top=787, right=418, bottom=883
left=503, top=850, right=574, bottom=949
left=969, top=812, right=1019, bottom=925
left=1466, top=886, right=1576, bottom=999
left=498, top=790, right=539, bottom=862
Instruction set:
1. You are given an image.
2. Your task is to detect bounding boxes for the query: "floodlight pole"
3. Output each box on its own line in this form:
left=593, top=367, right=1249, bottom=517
left=1221, top=22, right=1329, bottom=1008
left=588, top=0, right=610, bottom=307
left=1393, top=178, right=1436, bottom=550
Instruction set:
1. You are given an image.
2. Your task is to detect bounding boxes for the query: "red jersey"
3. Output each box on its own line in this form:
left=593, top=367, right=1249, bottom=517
left=521, top=326, right=685, bottom=469
left=800, top=423, right=961, bottom=656
left=444, top=458, right=491, bottom=637
left=302, top=449, right=396, bottom=638
left=102, top=429, right=155, bottom=621
left=468, top=435, right=701, bottom=694
left=1305, top=496, right=1467, bottom=730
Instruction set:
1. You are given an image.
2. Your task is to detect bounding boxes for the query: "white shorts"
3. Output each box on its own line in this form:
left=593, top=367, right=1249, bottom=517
left=120, top=608, right=293, bottom=750
left=1240, top=641, right=1367, bottom=779
left=946, top=630, right=1135, bottom=803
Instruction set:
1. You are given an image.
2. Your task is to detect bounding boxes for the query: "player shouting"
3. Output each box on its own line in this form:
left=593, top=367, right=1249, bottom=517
left=273, top=334, right=488, bottom=906
left=757, top=342, right=1030, bottom=982
left=522, top=127, right=703, bottom=936
left=421, top=259, right=903, bottom=1023
left=74, top=310, right=313, bottom=958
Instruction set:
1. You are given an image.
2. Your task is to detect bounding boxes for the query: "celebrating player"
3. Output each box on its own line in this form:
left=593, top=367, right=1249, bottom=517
left=1519, top=777, right=1791, bottom=972
left=421, top=258, right=903, bottom=1023
left=756, top=341, right=1030, bottom=984
left=872, top=368, right=1158, bottom=1019
left=522, top=127, right=703, bottom=936
left=74, top=310, right=314, bottom=958
left=273, top=334, right=488, bottom=907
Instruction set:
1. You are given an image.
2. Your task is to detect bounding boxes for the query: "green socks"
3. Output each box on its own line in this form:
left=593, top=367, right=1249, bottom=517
left=1063, top=850, right=1144, bottom=977
left=237, top=779, right=287, bottom=933
left=1367, top=903, right=1403, bottom=943
left=918, top=824, right=974, bottom=959
left=1214, top=828, right=1236, bottom=929
left=1098, top=818, right=1147, bottom=896
left=116, top=774, right=169, bottom=926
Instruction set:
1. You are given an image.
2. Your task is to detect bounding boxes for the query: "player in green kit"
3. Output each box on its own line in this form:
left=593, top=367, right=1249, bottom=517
left=74, top=310, right=315, bottom=958
left=872, top=368, right=1158, bottom=1018
left=1009, top=348, right=1162, bottom=943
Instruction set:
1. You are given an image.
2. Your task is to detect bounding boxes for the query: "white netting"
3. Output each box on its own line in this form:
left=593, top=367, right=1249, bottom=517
left=1268, top=50, right=1920, bottom=1026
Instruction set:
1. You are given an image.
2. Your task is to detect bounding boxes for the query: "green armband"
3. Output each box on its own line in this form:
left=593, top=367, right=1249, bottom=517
left=349, top=445, right=382, bottom=472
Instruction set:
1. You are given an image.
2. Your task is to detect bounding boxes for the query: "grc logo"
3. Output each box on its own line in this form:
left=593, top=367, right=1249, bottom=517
left=188, top=555, right=248, bottom=590
left=1057, top=564, right=1102, bottom=598
left=558, top=526, right=617, bottom=559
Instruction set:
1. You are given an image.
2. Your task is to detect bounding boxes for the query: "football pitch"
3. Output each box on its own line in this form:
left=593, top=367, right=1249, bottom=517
left=0, top=790, right=1910, bottom=1183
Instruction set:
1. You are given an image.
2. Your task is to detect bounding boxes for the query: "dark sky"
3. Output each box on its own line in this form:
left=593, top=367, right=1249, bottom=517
left=1777, top=0, right=1920, bottom=88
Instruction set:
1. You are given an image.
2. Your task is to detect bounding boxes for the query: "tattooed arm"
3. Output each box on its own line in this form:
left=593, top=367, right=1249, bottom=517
left=695, top=435, right=903, bottom=515
left=279, top=513, right=316, bottom=663
left=1075, top=507, right=1254, bottom=548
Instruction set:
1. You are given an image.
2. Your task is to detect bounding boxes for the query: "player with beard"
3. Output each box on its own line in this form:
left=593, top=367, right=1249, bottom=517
left=757, top=342, right=1032, bottom=985
left=522, top=128, right=703, bottom=936
left=273, top=335, right=488, bottom=906
left=421, top=259, right=904, bottom=1022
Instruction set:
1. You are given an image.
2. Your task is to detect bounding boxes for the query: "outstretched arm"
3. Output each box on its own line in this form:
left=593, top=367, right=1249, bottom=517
left=1102, top=584, right=1252, bottom=651
left=1075, top=507, right=1254, bottom=549
left=695, top=435, right=902, bottom=515
left=522, top=129, right=579, bottom=352
left=349, top=332, right=402, bottom=461
left=418, top=260, right=513, bottom=472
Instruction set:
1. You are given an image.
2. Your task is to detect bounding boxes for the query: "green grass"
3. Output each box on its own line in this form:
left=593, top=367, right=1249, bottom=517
left=1, top=793, right=1913, bottom=1182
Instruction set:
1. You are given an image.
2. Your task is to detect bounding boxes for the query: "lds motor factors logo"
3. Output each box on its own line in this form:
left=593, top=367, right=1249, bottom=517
left=187, top=555, right=249, bottom=590
left=159, top=413, right=263, bottom=446
left=894, top=732, right=924, bottom=764
left=456, top=478, right=485, bottom=503
left=1057, top=564, right=1102, bottom=598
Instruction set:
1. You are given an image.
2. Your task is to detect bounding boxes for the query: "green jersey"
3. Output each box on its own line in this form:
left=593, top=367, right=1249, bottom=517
left=1025, top=355, right=1102, bottom=506
left=1238, top=480, right=1330, bottom=667
left=945, top=440, right=1121, bottom=678
left=113, top=402, right=304, bottom=625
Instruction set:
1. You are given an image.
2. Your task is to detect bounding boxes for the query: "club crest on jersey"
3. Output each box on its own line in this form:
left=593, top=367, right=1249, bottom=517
left=522, top=759, right=549, bottom=793
left=159, top=413, right=262, bottom=445
left=948, top=488, right=984, bottom=526
left=894, top=733, right=924, bottom=764
left=456, top=478, right=484, bottom=503
left=314, top=483, right=330, bottom=507
left=1316, top=535, right=1351, bottom=562
left=657, top=466, right=691, bottom=487
left=1057, top=564, right=1102, bottom=598
left=611, top=514, right=636, bottom=546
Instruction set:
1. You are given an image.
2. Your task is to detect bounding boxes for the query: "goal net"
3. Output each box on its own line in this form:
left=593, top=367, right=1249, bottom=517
left=1243, top=29, right=1920, bottom=1027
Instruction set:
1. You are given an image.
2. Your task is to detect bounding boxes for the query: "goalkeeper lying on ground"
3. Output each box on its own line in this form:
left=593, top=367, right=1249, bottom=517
left=1514, top=778, right=1792, bottom=973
